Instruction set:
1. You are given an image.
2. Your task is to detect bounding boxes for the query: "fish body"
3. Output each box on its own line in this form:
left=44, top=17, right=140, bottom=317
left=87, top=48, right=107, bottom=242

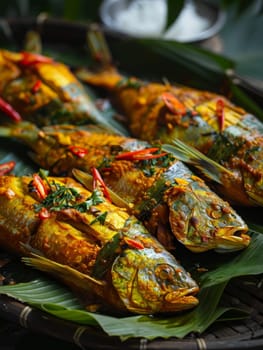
left=76, top=67, right=263, bottom=207
left=0, top=172, right=199, bottom=314
left=0, top=49, right=117, bottom=132
left=0, top=122, right=250, bottom=253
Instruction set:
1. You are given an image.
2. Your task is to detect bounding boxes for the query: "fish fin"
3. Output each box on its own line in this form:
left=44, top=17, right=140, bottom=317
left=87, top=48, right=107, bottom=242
left=72, top=168, right=132, bottom=211
left=245, top=191, right=263, bottom=206
left=247, top=223, right=263, bottom=235
left=76, top=66, right=122, bottom=91
left=162, top=140, right=234, bottom=184
left=20, top=242, right=44, bottom=256
left=0, top=121, right=39, bottom=142
left=0, top=125, right=12, bottom=137
left=86, top=23, right=113, bottom=68
left=80, top=124, right=116, bottom=134
left=75, top=25, right=122, bottom=89
left=23, top=30, right=42, bottom=54
left=22, top=254, right=105, bottom=290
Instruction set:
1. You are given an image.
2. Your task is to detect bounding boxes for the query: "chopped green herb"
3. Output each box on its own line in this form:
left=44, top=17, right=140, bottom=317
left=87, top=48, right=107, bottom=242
left=207, top=133, right=243, bottom=162
left=34, top=181, right=80, bottom=212
left=92, top=232, right=122, bottom=279
left=135, top=153, right=174, bottom=175
left=142, top=166, right=156, bottom=177
left=38, top=168, right=51, bottom=189
left=90, top=211, right=108, bottom=225
left=74, top=189, right=104, bottom=213
left=116, top=77, right=143, bottom=89
left=97, top=156, right=113, bottom=170
left=33, top=178, right=104, bottom=213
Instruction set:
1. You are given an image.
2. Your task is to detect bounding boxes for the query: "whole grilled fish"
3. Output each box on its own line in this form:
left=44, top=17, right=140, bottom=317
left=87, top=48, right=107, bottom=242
left=0, top=170, right=199, bottom=314
left=0, top=122, right=250, bottom=253
left=76, top=62, right=263, bottom=207
left=0, top=49, right=119, bottom=133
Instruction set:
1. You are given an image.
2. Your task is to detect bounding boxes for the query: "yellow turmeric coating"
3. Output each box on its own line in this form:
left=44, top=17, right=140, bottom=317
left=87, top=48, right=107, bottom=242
left=76, top=66, right=263, bottom=207
left=0, top=172, right=200, bottom=314
left=0, top=121, right=251, bottom=252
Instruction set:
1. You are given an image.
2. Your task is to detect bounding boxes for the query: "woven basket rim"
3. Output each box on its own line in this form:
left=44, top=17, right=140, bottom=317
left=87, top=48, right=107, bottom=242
left=0, top=291, right=262, bottom=350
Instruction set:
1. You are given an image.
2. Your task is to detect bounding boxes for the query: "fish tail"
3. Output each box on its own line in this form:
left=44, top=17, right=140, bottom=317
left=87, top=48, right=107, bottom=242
left=87, top=24, right=113, bottom=68
left=0, top=125, right=13, bottom=137
left=0, top=122, right=39, bottom=144
left=76, top=66, right=123, bottom=91
left=162, top=140, right=234, bottom=184
left=76, top=25, right=123, bottom=90
left=23, top=30, right=42, bottom=54
left=22, top=254, right=105, bottom=291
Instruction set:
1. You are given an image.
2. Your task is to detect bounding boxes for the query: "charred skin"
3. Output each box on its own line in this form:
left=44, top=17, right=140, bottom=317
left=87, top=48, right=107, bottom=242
left=2, top=122, right=249, bottom=253
left=76, top=68, right=263, bottom=207
left=0, top=174, right=199, bottom=314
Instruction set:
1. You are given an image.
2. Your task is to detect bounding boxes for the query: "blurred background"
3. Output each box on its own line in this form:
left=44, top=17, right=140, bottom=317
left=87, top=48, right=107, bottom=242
left=0, top=0, right=103, bottom=21
left=0, top=0, right=262, bottom=80
left=0, top=0, right=261, bottom=26
left=1, top=0, right=261, bottom=113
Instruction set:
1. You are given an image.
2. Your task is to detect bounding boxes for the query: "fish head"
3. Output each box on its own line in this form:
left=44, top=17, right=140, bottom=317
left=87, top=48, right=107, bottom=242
left=166, top=177, right=250, bottom=253
left=110, top=221, right=199, bottom=314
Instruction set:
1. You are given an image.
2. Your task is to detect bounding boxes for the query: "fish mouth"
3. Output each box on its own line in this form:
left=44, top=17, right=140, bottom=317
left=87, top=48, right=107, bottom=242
left=180, top=224, right=250, bottom=253
left=163, top=286, right=199, bottom=311
left=214, top=226, right=251, bottom=253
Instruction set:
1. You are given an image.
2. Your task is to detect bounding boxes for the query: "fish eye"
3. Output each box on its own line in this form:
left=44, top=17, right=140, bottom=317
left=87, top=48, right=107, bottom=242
left=155, top=264, right=176, bottom=281
left=207, top=203, right=223, bottom=219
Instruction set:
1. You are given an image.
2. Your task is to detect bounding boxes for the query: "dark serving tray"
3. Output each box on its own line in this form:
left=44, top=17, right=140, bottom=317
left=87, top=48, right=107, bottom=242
left=0, top=17, right=263, bottom=350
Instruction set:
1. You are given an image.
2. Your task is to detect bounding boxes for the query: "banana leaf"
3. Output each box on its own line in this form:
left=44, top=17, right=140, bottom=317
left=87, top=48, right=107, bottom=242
left=0, top=232, right=262, bottom=340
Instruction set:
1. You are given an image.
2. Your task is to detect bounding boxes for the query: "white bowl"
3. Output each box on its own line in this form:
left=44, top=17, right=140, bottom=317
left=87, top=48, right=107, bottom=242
left=100, top=0, right=226, bottom=43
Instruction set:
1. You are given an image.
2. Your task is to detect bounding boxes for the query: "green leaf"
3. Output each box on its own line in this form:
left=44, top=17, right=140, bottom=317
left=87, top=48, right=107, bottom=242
left=164, top=0, right=185, bottom=32
left=106, top=37, right=234, bottom=91
left=200, top=233, right=263, bottom=288
left=0, top=278, right=83, bottom=309
left=63, top=0, right=82, bottom=21
left=220, top=1, right=263, bottom=81
left=1, top=233, right=262, bottom=339
left=0, top=277, right=246, bottom=340
left=247, top=223, right=263, bottom=235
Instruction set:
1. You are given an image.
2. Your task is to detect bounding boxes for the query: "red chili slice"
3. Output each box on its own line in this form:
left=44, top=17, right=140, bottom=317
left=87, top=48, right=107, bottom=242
left=38, top=207, right=51, bottom=220
left=115, top=147, right=166, bottom=161
left=162, top=92, right=186, bottom=115
left=123, top=237, right=144, bottom=250
left=68, top=145, right=88, bottom=158
left=216, top=98, right=225, bottom=132
left=134, top=152, right=167, bottom=160
left=33, top=174, right=49, bottom=200
left=0, top=97, right=22, bottom=122
left=0, top=161, right=16, bottom=175
left=19, top=51, right=53, bottom=66
left=91, top=167, right=111, bottom=202
left=31, top=80, right=42, bottom=93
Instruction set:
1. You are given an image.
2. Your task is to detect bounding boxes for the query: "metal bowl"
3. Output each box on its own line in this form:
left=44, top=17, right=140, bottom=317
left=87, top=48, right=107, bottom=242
left=99, top=0, right=226, bottom=43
